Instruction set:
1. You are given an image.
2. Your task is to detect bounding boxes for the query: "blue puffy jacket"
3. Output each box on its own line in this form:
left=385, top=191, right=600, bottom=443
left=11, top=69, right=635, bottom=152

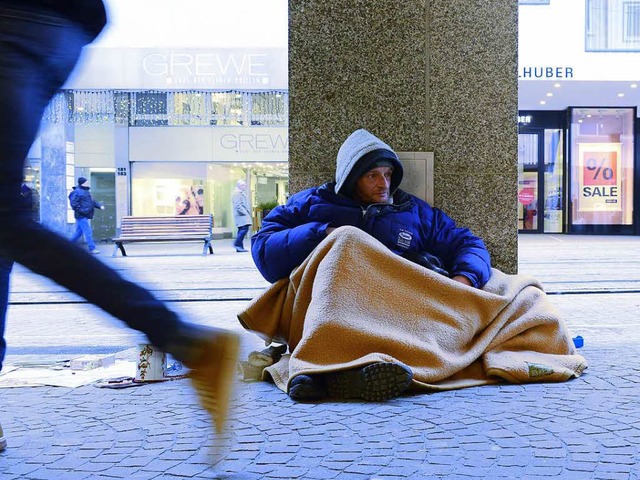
left=251, top=182, right=492, bottom=288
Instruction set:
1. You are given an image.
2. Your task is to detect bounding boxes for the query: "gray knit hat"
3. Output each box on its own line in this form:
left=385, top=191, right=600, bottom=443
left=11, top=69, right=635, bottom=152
left=335, top=129, right=403, bottom=196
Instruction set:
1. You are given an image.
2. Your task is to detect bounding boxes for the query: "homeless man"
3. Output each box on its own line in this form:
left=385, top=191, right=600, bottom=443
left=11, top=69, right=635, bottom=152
left=239, top=128, right=587, bottom=402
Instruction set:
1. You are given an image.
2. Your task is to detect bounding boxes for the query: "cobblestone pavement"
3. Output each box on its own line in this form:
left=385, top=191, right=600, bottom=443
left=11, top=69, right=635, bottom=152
left=1, top=236, right=639, bottom=479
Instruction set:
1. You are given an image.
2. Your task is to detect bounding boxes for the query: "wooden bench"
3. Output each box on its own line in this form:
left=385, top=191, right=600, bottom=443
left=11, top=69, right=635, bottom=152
left=112, top=215, right=214, bottom=257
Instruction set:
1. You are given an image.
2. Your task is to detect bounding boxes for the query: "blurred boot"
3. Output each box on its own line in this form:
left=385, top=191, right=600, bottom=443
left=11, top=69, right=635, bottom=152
left=0, top=421, right=6, bottom=451
left=168, top=324, right=240, bottom=433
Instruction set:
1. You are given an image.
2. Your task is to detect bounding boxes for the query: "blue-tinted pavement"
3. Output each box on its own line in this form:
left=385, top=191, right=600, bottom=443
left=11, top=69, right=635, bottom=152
left=1, top=235, right=639, bottom=479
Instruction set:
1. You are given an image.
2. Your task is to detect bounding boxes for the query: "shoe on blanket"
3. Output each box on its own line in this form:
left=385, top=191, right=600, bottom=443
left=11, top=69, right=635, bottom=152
left=325, top=362, right=413, bottom=401
left=288, top=374, right=327, bottom=401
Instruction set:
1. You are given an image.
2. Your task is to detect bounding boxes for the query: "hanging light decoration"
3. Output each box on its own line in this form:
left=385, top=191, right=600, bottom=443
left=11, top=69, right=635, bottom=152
left=41, top=90, right=288, bottom=127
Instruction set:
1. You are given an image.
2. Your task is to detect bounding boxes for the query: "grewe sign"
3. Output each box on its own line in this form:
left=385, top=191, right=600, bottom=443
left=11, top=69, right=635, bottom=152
left=143, top=52, right=268, bottom=78
left=64, top=47, right=288, bottom=90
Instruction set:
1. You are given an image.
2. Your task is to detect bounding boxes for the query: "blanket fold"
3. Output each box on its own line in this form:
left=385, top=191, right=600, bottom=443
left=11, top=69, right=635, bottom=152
left=238, top=226, right=587, bottom=393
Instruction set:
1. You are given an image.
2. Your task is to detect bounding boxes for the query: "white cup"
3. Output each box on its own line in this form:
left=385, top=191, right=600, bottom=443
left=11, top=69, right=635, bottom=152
left=135, top=344, right=167, bottom=382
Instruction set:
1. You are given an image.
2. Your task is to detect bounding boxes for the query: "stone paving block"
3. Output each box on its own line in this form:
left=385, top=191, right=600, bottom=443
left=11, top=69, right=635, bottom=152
left=302, top=466, right=343, bottom=479
left=524, top=464, right=564, bottom=476
left=343, top=463, right=386, bottom=475
left=357, top=455, right=391, bottom=467
left=598, top=457, right=636, bottom=470
left=26, top=469, right=93, bottom=480
left=157, top=449, right=197, bottom=461
left=414, top=462, right=456, bottom=476
left=47, top=456, right=91, bottom=470
left=568, top=461, right=599, bottom=472
left=496, top=453, right=531, bottom=468
left=454, top=465, right=499, bottom=478
left=3, top=462, right=42, bottom=476
left=164, top=462, right=210, bottom=477
left=114, top=455, right=154, bottom=468
left=263, top=443, right=300, bottom=454
left=142, top=459, right=187, bottom=473
left=23, top=453, right=65, bottom=465
left=254, top=452, right=297, bottom=464
left=243, top=462, right=277, bottom=475
left=592, top=471, right=635, bottom=480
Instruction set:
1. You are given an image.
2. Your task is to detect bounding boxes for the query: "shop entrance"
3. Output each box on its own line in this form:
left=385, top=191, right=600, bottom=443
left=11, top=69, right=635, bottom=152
left=90, top=172, right=116, bottom=242
left=518, top=132, right=541, bottom=232
left=518, top=128, right=565, bottom=233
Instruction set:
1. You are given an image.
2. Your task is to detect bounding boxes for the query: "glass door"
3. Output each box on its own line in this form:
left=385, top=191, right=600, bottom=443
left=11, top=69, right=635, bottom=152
left=518, top=132, right=542, bottom=232
left=90, top=171, right=116, bottom=242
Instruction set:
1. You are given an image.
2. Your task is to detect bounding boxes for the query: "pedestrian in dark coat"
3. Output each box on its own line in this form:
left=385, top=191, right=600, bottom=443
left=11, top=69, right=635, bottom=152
left=69, top=177, right=104, bottom=253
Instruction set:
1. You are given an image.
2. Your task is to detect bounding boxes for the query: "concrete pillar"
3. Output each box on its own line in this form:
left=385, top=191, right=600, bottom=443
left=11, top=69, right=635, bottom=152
left=40, top=105, right=74, bottom=237
left=288, top=0, right=518, bottom=272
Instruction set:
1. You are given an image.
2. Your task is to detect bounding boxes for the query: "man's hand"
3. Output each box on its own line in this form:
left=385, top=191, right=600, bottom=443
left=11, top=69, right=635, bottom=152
left=451, top=275, right=472, bottom=287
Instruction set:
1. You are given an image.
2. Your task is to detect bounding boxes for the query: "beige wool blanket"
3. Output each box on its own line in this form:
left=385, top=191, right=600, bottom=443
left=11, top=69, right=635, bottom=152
left=238, top=226, right=587, bottom=394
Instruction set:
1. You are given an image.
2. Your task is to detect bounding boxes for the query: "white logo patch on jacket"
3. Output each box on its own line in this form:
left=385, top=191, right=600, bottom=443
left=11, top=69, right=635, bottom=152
left=397, top=229, right=413, bottom=249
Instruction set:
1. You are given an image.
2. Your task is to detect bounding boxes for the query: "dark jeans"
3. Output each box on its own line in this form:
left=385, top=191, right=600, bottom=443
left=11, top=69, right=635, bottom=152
left=234, top=225, right=251, bottom=249
left=0, top=4, right=186, bottom=371
left=0, top=258, right=12, bottom=371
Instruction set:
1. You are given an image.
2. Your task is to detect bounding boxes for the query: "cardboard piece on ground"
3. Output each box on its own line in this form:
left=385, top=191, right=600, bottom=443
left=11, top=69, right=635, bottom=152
left=0, top=360, right=136, bottom=388
left=70, top=354, right=116, bottom=371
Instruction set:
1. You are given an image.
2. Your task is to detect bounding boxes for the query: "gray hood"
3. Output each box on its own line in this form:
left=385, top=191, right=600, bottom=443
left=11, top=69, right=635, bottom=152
left=335, top=129, right=403, bottom=196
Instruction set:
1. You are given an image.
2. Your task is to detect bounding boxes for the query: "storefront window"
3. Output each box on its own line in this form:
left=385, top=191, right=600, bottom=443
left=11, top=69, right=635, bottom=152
left=570, top=108, right=634, bottom=228
left=132, top=92, right=168, bottom=126
left=543, top=129, right=563, bottom=233
left=169, top=92, right=209, bottom=125
left=211, top=92, right=245, bottom=125
left=518, top=134, right=539, bottom=231
left=71, top=91, right=116, bottom=124
left=131, top=163, right=211, bottom=217
left=250, top=91, right=288, bottom=125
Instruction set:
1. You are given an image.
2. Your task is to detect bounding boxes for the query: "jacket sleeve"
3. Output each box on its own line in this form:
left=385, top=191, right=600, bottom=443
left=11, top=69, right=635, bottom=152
left=421, top=206, right=492, bottom=289
left=251, top=201, right=330, bottom=283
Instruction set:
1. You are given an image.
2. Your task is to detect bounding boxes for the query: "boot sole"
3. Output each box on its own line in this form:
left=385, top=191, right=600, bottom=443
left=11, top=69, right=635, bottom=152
left=325, top=362, right=413, bottom=401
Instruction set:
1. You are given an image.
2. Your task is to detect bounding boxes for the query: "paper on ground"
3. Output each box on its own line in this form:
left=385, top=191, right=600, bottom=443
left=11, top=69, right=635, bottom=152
left=0, top=360, right=136, bottom=388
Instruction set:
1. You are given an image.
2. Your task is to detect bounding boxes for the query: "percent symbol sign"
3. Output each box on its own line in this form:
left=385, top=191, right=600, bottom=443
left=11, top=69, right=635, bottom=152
left=585, top=157, right=614, bottom=181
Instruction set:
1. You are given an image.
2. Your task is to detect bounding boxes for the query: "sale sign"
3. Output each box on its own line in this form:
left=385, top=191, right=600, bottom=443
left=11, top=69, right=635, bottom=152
left=577, top=143, right=622, bottom=212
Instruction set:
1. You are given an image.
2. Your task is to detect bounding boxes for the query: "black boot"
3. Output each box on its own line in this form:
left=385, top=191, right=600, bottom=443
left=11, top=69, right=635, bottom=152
left=288, top=374, right=327, bottom=401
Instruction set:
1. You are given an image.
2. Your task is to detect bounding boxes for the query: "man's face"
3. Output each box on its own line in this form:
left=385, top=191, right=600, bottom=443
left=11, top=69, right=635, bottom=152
left=353, top=166, right=393, bottom=204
